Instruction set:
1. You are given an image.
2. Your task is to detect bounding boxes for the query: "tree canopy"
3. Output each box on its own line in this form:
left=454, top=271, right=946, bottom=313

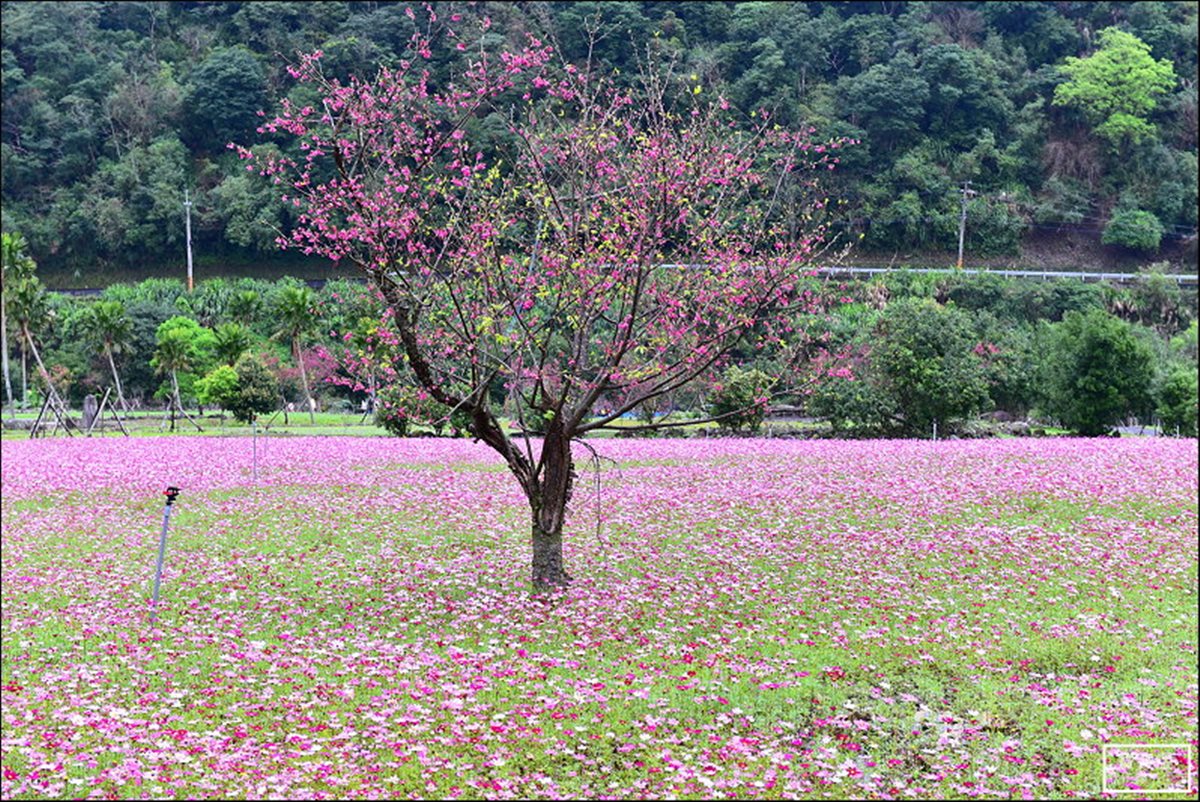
left=1040, top=308, right=1155, bottom=436
left=1053, top=26, right=1177, bottom=147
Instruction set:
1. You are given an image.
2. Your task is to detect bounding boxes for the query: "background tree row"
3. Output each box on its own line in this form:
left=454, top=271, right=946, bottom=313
left=3, top=233, right=1195, bottom=437
left=2, top=1, right=1196, bottom=280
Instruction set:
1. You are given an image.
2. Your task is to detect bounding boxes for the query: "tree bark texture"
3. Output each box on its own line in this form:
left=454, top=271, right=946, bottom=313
left=530, top=420, right=575, bottom=590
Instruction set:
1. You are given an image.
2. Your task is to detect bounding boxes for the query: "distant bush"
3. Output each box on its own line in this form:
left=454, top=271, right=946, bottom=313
left=809, top=298, right=990, bottom=437
left=375, top=384, right=470, bottom=437
left=1102, top=208, right=1164, bottom=252
left=873, top=298, right=990, bottom=436
left=807, top=360, right=895, bottom=437
left=195, top=364, right=240, bottom=411
left=709, top=366, right=772, bottom=434
left=224, top=354, right=279, bottom=424
left=1155, top=367, right=1198, bottom=437
left=1039, top=309, right=1154, bottom=435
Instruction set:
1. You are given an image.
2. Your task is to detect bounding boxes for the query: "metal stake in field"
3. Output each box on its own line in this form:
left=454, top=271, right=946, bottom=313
left=150, top=486, right=182, bottom=624
left=252, top=421, right=259, bottom=482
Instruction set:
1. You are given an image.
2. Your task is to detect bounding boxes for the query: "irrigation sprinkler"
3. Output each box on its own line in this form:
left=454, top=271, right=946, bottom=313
left=253, top=421, right=258, bottom=482
left=150, top=486, right=181, bottom=624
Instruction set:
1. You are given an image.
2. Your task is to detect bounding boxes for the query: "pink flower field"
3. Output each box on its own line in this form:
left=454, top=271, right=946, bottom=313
left=1, top=436, right=1197, bottom=799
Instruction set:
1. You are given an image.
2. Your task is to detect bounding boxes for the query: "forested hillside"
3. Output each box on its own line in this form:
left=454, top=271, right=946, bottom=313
left=2, top=1, right=1197, bottom=282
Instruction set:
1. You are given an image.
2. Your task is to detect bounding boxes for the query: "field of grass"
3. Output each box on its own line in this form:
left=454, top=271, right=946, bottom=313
left=1, top=436, right=1196, bottom=799
left=0, top=408, right=826, bottom=442
left=0, top=410, right=394, bottom=441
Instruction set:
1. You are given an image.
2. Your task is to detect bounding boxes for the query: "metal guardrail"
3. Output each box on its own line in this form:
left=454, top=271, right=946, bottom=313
left=810, top=266, right=1198, bottom=286
left=645, top=264, right=1199, bottom=286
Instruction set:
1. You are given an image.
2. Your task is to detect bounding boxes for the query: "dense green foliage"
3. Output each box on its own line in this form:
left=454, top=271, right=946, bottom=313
left=225, top=352, right=279, bottom=424
left=709, top=366, right=772, bottom=434
left=151, top=315, right=216, bottom=400
left=801, top=267, right=1194, bottom=437
left=873, top=298, right=991, bottom=435
left=2, top=1, right=1196, bottom=277
left=2, top=232, right=38, bottom=410
left=1038, top=308, right=1155, bottom=436
left=194, top=362, right=239, bottom=410
left=212, top=321, right=253, bottom=366
left=0, top=266, right=1193, bottom=437
left=1052, top=26, right=1177, bottom=147
left=374, top=383, right=468, bottom=438
left=374, top=384, right=416, bottom=439
left=809, top=297, right=990, bottom=436
left=1154, top=365, right=1199, bottom=437
left=1102, top=207, right=1166, bottom=251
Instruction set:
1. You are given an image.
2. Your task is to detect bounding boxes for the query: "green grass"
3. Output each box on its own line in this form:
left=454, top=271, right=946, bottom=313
left=1, top=408, right=827, bottom=441
left=1, top=410, right=392, bottom=440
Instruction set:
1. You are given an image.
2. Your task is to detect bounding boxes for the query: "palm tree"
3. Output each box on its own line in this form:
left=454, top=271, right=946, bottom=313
left=273, top=285, right=318, bottom=423
left=1, top=232, right=38, bottom=420
left=152, top=328, right=193, bottom=432
left=213, top=322, right=253, bottom=366
left=80, top=300, right=133, bottom=411
left=189, top=278, right=232, bottom=327
left=228, top=289, right=263, bottom=327
left=8, top=271, right=59, bottom=418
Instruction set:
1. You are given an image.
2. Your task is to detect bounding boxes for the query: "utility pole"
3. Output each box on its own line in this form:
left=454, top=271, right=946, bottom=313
left=183, top=188, right=194, bottom=292
left=956, top=181, right=975, bottom=271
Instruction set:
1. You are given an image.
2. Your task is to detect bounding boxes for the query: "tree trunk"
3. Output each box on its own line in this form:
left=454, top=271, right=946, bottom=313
left=531, top=515, right=570, bottom=590
left=170, top=369, right=180, bottom=432
left=21, top=324, right=55, bottom=403
left=105, top=345, right=128, bottom=411
left=381, top=286, right=575, bottom=590
left=529, top=421, right=575, bottom=590
left=294, top=337, right=315, bottom=424
left=2, top=301, right=13, bottom=419
left=22, top=322, right=71, bottom=431
left=22, top=347, right=28, bottom=408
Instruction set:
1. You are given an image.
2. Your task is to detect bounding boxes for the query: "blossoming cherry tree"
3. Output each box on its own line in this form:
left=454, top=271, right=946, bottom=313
left=248, top=16, right=849, bottom=588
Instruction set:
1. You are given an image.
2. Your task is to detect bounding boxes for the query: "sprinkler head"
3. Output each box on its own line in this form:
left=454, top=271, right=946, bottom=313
left=164, top=486, right=182, bottom=505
